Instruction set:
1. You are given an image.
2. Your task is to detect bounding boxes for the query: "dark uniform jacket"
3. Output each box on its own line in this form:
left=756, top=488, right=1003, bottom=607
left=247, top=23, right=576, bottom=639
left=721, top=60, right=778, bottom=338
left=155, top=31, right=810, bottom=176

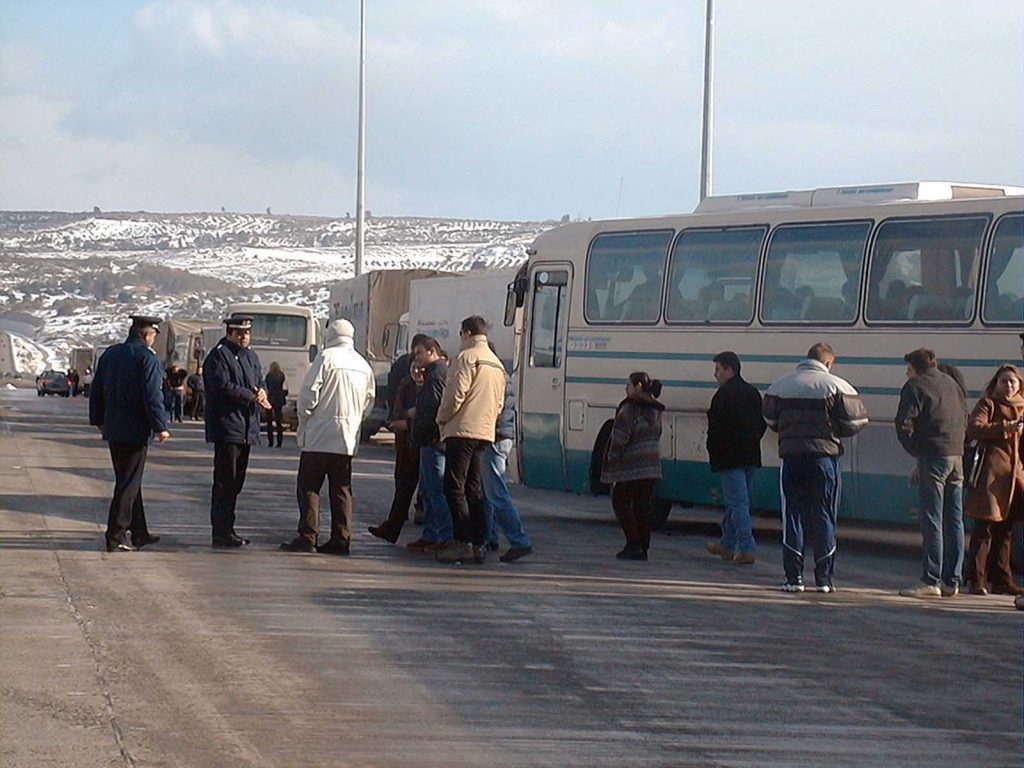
left=411, top=359, right=447, bottom=447
left=707, top=375, right=767, bottom=472
left=203, top=337, right=265, bottom=444
left=894, top=368, right=968, bottom=458
left=89, top=337, right=168, bottom=444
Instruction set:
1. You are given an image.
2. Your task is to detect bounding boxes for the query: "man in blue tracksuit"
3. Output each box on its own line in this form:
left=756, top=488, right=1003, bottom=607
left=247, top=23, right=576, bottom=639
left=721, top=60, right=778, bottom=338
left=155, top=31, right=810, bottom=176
left=762, top=343, right=868, bottom=593
left=203, top=314, right=269, bottom=547
left=89, top=315, right=171, bottom=552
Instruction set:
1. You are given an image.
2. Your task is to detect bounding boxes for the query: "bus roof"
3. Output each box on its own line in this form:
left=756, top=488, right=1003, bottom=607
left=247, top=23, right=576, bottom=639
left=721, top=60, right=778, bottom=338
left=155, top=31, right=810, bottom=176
left=692, top=181, right=1024, bottom=214
left=224, top=302, right=315, bottom=318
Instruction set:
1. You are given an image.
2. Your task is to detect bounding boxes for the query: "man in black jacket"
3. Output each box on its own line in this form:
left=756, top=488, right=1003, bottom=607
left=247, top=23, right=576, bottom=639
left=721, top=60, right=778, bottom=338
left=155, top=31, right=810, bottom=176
left=403, top=337, right=453, bottom=551
left=203, top=314, right=270, bottom=547
left=705, top=351, right=767, bottom=565
left=895, top=348, right=968, bottom=599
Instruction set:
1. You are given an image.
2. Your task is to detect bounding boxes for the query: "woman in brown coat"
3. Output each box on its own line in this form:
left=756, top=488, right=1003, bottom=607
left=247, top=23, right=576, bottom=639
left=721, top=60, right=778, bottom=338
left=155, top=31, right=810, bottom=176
left=965, top=364, right=1024, bottom=595
left=601, top=371, right=664, bottom=561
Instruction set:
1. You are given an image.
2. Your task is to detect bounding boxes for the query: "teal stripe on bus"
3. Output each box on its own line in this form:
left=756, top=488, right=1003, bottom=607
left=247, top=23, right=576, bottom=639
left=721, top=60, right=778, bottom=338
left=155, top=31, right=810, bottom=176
left=567, top=350, right=1008, bottom=368
left=564, top=375, right=982, bottom=399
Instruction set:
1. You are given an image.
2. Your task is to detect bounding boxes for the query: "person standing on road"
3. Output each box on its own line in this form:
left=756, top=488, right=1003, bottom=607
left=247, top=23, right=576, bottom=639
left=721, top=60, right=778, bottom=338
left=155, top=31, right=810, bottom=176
left=265, top=361, right=287, bottom=448
left=89, top=315, right=171, bottom=552
left=705, top=351, right=766, bottom=565
left=165, top=363, right=187, bottom=423
left=763, top=343, right=868, bottom=593
left=203, top=314, right=270, bottom=548
left=403, top=337, right=454, bottom=553
left=280, top=320, right=374, bottom=554
left=894, top=349, right=968, bottom=599
left=368, top=361, right=424, bottom=544
left=482, top=357, right=533, bottom=563
left=186, top=366, right=204, bottom=421
left=964, top=364, right=1024, bottom=596
left=601, top=371, right=665, bottom=561
left=434, top=316, right=506, bottom=565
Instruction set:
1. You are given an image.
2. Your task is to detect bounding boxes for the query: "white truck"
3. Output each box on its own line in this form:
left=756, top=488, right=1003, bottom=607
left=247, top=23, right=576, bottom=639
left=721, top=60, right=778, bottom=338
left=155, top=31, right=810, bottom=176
left=394, top=270, right=519, bottom=368
left=329, top=269, right=450, bottom=438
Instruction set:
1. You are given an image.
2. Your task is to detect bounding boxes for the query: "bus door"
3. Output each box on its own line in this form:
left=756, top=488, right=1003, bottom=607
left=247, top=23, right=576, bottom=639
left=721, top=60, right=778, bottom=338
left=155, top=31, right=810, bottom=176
left=519, top=265, right=572, bottom=490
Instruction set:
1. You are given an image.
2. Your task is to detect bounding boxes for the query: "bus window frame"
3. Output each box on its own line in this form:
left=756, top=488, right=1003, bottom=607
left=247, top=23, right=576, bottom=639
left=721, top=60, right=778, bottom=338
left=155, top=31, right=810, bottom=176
left=979, top=211, right=1024, bottom=327
left=583, top=228, right=674, bottom=326
left=663, top=224, right=768, bottom=327
left=528, top=267, right=570, bottom=369
left=862, top=212, right=992, bottom=328
left=758, top=218, right=873, bottom=328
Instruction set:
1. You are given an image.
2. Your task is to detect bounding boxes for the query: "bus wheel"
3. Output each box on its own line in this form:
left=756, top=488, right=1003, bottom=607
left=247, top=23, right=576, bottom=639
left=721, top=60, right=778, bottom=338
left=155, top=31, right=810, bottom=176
left=652, top=498, right=673, bottom=530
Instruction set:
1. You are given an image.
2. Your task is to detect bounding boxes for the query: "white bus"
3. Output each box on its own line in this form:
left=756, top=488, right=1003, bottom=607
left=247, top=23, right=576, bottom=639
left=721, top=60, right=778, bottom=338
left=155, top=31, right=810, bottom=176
left=224, top=302, right=322, bottom=429
left=506, top=182, right=1024, bottom=525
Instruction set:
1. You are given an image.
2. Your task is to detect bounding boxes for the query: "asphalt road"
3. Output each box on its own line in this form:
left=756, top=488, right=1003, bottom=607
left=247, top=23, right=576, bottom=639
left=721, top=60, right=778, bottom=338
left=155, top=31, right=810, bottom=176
left=1, top=388, right=1021, bottom=767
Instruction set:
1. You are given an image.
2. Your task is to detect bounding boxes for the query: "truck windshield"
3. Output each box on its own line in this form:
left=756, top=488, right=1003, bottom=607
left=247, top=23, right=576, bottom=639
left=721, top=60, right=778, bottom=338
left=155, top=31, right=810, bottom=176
left=250, top=315, right=308, bottom=347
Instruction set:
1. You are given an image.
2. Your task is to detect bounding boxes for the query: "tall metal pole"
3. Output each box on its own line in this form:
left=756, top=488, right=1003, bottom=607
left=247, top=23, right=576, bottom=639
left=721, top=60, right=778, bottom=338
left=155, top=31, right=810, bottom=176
left=699, top=0, right=714, bottom=201
left=354, top=0, right=366, bottom=276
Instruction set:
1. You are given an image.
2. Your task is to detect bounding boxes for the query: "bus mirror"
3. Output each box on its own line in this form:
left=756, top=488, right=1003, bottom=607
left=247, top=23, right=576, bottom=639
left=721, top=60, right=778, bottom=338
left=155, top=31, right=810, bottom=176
left=504, top=286, right=517, bottom=327
left=308, top=344, right=318, bottom=363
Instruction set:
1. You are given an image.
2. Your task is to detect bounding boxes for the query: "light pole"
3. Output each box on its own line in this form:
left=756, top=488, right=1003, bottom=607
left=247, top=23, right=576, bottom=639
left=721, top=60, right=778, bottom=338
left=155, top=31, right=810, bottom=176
left=354, top=0, right=366, bottom=276
left=699, top=0, right=714, bottom=201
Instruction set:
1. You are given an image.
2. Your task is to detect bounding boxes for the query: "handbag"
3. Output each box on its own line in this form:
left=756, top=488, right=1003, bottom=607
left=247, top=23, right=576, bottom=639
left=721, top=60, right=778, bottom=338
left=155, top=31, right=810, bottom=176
left=963, top=439, right=986, bottom=490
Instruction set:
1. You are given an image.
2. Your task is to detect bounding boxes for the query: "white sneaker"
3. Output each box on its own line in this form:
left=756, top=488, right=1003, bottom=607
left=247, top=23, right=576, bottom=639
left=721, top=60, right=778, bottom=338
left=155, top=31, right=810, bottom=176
left=813, top=584, right=836, bottom=594
left=940, top=583, right=959, bottom=597
left=780, top=581, right=804, bottom=593
left=899, top=584, right=942, bottom=599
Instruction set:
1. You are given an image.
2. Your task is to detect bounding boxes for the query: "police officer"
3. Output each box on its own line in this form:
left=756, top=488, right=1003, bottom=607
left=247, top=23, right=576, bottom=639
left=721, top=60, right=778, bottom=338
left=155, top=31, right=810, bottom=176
left=89, top=315, right=171, bottom=552
left=203, top=314, right=270, bottom=547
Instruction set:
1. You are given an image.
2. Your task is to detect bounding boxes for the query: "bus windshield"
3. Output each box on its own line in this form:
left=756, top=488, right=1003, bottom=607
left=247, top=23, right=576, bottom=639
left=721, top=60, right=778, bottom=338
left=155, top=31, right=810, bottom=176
left=250, top=314, right=308, bottom=347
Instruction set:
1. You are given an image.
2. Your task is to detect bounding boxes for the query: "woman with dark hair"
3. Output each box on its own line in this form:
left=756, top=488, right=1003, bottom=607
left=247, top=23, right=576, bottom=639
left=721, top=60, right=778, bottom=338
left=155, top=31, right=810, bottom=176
left=965, top=364, right=1024, bottom=595
left=601, top=371, right=665, bottom=560
left=265, top=361, right=287, bottom=448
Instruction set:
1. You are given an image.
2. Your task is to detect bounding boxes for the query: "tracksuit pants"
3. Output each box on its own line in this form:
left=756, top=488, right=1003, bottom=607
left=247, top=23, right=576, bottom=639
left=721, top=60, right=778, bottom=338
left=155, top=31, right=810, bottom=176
left=781, top=455, right=840, bottom=586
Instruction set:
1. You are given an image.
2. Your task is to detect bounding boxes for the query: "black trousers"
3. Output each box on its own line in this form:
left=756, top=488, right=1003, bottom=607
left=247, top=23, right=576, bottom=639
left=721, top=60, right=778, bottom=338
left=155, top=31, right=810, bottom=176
left=211, top=443, right=251, bottom=540
left=444, top=437, right=490, bottom=545
left=384, top=429, right=420, bottom=529
left=297, top=452, right=353, bottom=543
left=612, top=479, right=656, bottom=550
left=266, top=405, right=284, bottom=446
left=189, top=391, right=205, bottom=420
left=106, top=442, right=150, bottom=545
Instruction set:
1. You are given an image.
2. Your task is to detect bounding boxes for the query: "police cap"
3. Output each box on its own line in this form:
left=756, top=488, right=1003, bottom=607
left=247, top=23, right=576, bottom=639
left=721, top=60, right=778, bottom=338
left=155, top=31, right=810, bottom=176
left=224, top=314, right=255, bottom=331
left=129, top=314, right=162, bottom=334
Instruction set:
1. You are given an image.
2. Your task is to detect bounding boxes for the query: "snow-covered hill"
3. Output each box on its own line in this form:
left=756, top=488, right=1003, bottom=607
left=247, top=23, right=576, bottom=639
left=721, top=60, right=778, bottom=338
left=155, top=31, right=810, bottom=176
left=0, top=211, right=558, bottom=370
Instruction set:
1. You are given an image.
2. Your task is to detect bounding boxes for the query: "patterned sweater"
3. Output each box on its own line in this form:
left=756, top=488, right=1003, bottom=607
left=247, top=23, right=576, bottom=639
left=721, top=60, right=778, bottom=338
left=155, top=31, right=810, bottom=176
left=601, top=394, right=665, bottom=484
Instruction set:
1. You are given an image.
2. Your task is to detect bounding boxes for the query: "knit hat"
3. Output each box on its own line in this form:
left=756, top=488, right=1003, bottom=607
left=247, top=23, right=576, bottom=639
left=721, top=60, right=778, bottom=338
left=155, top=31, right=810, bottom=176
left=326, top=319, right=355, bottom=342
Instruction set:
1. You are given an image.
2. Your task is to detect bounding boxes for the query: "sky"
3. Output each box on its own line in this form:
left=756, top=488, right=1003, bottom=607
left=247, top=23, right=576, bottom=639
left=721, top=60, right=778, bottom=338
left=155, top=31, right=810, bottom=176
left=1, top=0, right=1022, bottom=221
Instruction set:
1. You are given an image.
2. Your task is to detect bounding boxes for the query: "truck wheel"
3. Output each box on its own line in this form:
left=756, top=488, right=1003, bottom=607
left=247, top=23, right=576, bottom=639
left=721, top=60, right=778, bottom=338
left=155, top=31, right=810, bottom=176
left=652, top=498, right=673, bottom=530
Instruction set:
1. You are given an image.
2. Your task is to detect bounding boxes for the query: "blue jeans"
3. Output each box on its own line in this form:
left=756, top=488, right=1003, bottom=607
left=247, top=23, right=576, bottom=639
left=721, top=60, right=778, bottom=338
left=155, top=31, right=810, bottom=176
left=483, top=439, right=531, bottom=549
left=781, top=455, right=840, bottom=586
left=917, top=455, right=964, bottom=587
left=719, top=467, right=756, bottom=554
left=419, top=445, right=452, bottom=543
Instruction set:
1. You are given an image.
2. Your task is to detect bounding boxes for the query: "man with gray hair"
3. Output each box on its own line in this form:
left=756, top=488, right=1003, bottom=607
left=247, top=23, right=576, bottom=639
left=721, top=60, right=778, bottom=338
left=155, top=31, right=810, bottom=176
left=281, top=319, right=374, bottom=554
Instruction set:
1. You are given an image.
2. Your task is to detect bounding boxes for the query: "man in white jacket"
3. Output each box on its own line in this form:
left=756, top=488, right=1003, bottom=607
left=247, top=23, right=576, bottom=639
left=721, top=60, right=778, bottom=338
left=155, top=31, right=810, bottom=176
left=280, top=319, right=374, bottom=555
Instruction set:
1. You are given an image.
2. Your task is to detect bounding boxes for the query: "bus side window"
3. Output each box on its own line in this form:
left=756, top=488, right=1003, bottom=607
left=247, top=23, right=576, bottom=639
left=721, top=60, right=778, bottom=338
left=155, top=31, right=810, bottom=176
left=982, top=213, right=1024, bottom=324
left=665, top=227, right=764, bottom=324
left=866, top=216, right=988, bottom=325
left=529, top=270, right=568, bottom=368
left=760, top=221, right=870, bottom=325
left=585, top=231, right=672, bottom=324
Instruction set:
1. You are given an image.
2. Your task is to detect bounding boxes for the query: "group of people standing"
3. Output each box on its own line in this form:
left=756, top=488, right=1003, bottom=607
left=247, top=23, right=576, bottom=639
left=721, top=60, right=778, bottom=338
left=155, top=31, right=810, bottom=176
left=602, top=337, right=1024, bottom=606
left=366, top=317, right=533, bottom=564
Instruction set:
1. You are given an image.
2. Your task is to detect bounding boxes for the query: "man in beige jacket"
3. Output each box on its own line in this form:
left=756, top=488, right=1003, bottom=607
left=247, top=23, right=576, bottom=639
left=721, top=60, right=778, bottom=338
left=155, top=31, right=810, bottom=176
left=435, top=316, right=507, bottom=564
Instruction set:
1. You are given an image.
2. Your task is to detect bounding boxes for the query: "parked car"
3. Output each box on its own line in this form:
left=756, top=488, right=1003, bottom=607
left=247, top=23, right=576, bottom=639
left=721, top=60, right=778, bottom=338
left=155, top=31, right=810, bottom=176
left=36, top=370, right=71, bottom=397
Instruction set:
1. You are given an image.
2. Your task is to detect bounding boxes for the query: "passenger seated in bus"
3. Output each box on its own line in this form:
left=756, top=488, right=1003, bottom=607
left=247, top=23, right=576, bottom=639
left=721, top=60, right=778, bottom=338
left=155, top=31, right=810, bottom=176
left=708, top=291, right=750, bottom=322
left=697, top=282, right=725, bottom=321
left=620, top=266, right=662, bottom=321
left=801, top=296, right=846, bottom=322
left=880, top=280, right=910, bottom=320
left=765, top=287, right=801, bottom=320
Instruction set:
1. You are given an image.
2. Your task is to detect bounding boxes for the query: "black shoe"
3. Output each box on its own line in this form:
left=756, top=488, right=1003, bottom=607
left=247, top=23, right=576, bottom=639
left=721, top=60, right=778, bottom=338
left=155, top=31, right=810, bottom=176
left=616, top=544, right=646, bottom=560
left=105, top=539, right=136, bottom=552
left=279, top=538, right=315, bottom=553
left=499, top=546, right=532, bottom=563
left=316, top=539, right=351, bottom=555
left=212, top=535, right=249, bottom=548
left=368, top=524, right=400, bottom=544
left=132, top=534, right=160, bottom=549
left=472, top=545, right=487, bottom=564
